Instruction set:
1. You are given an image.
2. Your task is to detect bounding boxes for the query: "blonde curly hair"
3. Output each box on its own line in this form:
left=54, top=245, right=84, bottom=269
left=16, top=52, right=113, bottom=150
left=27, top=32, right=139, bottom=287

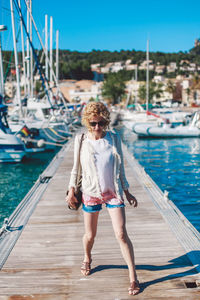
left=82, top=102, right=110, bottom=130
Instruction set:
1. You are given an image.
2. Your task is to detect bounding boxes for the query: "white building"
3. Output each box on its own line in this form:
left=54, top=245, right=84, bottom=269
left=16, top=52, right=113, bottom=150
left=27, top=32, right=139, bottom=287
left=111, top=61, right=124, bottom=73
left=139, top=60, right=154, bottom=70
left=153, top=75, right=165, bottom=83
left=155, top=65, right=165, bottom=74
left=69, top=81, right=103, bottom=102
left=91, top=63, right=101, bottom=71
left=167, top=62, right=177, bottom=73
left=126, top=64, right=137, bottom=71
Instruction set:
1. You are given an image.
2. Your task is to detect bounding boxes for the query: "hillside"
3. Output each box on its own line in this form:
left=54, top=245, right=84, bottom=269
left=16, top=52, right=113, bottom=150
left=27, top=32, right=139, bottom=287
left=3, top=45, right=200, bottom=81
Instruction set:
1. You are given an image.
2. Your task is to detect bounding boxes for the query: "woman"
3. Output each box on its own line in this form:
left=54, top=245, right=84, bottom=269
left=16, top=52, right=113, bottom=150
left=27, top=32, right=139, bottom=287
left=66, top=102, right=140, bottom=296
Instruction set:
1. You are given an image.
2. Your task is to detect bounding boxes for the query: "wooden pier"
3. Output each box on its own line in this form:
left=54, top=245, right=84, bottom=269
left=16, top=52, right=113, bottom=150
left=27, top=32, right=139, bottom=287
left=0, top=137, right=199, bottom=299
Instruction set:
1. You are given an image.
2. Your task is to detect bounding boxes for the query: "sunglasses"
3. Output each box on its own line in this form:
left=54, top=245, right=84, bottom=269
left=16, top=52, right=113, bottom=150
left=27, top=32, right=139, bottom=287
left=89, top=121, right=106, bottom=127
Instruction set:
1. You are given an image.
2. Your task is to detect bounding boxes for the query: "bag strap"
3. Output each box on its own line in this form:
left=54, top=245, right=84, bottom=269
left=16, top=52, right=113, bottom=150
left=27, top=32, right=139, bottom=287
left=76, top=133, right=84, bottom=188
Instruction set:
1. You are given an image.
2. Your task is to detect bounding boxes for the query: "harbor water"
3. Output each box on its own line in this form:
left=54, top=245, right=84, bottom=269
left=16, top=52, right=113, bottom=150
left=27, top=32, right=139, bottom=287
left=0, top=150, right=58, bottom=227
left=117, top=127, right=200, bottom=233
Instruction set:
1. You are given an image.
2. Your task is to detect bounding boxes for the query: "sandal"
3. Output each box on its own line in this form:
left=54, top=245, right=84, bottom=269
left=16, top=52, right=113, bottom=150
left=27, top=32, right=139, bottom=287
left=128, top=280, right=140, bottom=296
left=81, top=261, right=92, bottom=276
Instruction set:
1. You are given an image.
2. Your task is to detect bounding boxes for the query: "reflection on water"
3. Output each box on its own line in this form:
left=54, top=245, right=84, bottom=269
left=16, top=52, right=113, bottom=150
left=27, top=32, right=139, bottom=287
left=118, top=127, right=200, bottom=232
left=190, top=139, right=200, bottom=155
left=0, top=150, right=57, bottom=227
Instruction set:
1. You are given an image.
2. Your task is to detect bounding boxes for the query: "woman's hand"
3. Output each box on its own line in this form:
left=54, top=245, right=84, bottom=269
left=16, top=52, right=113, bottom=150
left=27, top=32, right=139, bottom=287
left=66, top=188, right=79, bottom=210
left=124, top=190, right=138, bottom=207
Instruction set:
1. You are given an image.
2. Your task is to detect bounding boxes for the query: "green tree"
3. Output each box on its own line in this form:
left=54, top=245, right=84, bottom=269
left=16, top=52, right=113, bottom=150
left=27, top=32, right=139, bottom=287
left=186, top=87, right=191, bottom=105
left=138, top=82, right=163, bottom=103
left=102, top=72, right=126, bottom=104
left=166, top=80, right=176, bottom=97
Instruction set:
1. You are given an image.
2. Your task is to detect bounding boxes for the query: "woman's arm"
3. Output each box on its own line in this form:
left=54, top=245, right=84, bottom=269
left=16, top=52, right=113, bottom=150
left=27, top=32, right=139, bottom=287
left=68, top=134, right=81, bottom=190
left=116, top=133, right=138, bottom=207
left=66, top=135, right=82, bottom=209
left=124, top=189, right=138, bottom=207
left=116, top=133, right=129, bottom=190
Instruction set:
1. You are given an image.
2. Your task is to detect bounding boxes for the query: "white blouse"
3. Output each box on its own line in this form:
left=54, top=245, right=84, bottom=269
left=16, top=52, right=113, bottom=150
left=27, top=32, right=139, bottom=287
left=87, top=132, right=115, bottom=193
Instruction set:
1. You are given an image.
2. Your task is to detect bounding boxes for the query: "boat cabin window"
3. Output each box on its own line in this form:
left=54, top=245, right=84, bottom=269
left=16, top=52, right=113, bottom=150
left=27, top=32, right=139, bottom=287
left=42, top=108, right=51, bottom=118
left=27, top=109, right=37, bottom=119
left=0, top=110, right=9, bottom=133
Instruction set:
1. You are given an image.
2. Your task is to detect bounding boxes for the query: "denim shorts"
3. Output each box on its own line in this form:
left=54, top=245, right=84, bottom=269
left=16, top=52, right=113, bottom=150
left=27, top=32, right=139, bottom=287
left=82, top=202, right=125, bottom=213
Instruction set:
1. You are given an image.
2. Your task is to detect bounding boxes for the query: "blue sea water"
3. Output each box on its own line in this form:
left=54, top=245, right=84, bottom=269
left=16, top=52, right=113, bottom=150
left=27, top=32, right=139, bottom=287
left=117, top=127, right=200, bottom=233
left=0, top=150, right=58, bottom=227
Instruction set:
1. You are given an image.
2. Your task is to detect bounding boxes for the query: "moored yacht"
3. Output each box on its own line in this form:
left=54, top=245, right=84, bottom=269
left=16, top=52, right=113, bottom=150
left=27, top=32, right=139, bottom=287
left=133, top=111, right=200, bottom=138
left=0, top=104, right=25, bottom=162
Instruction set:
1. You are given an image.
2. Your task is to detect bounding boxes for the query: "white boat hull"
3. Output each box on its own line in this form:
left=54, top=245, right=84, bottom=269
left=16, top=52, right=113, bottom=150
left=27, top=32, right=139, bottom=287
left=133, top=123, right=200, bottom=138
left=0, top=133, right=26, bottom=162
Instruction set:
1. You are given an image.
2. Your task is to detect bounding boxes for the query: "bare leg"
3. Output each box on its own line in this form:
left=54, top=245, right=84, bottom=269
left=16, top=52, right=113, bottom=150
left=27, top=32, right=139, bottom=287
left=82, top=211, right=99, bottom=263
left=107, top=207, right=137, bottom=283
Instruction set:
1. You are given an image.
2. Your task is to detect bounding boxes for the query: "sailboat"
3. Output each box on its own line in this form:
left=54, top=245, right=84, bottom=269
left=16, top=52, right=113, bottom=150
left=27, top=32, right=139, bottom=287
left=133, top=111, right=200, bottom=138
left=0, top=19, right=26, bottom=162
left=7, top=0, right=73, bottom=149
left=0, top=104, right=26, bottom=162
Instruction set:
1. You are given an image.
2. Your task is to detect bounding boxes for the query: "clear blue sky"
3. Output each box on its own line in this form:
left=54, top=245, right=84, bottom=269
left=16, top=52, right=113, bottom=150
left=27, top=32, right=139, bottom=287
left=1, top=0, right=200, bottom=53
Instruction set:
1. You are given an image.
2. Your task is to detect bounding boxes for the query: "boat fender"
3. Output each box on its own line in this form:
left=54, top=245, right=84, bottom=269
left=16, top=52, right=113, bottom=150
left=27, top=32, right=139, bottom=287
left=37, top=139, right=45, bottom=148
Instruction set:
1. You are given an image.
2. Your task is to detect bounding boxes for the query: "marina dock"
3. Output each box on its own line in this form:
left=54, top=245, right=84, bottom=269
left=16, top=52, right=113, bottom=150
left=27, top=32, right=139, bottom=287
left=0, top=137, right=200, bottom=299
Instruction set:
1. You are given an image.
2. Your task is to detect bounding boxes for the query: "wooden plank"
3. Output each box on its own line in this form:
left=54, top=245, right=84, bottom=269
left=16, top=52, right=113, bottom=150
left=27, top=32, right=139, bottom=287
left=0, top=139, right=199, bottom=299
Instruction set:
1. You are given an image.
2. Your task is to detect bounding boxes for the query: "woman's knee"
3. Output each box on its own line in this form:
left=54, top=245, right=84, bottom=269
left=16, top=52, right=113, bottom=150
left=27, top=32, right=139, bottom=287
left=84, top=231, right=96, bottom=242
left=115, top=230, right=127, bottom=243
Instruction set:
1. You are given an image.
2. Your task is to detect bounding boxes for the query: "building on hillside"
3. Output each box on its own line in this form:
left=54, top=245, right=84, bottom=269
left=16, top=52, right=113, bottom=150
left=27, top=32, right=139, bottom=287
left=155, top=65, right=165, bottom=74
left=181, top=79, right=192, bottom=105
left=91, top=64, right=101, bottom=71
left=125, top=80, right=141, bottom=103
left=181, top=78, right=200, bottom=106
left=167, top=62, right=177, bottom=73
left=68, top=80, right=103, bottom=103
left=126, top=64, right=137, bottom=71
left=139, top=60, right=154, bottom=70
left=180, top=60, right=190, bottom=65
left=176, top=75, right=185, bottom=81
left=153, top=75, right=165, bottom=83
left=100, top=65, right=111, bottom=73
left=125, top=59, right=132, bottom=65
left=188, top=63, right=196, bottom=72
left=110, top=61, right=125, bottom=72
left=99, top=61, right=125, bottom=73
left=152, top=90, right=173, bottom=104
left=100, top=62, right=113, bottom=73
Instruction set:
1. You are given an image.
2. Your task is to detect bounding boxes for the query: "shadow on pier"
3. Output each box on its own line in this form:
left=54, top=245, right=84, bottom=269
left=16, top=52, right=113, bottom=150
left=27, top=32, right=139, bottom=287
left=91, top=251, right=200, bottom=291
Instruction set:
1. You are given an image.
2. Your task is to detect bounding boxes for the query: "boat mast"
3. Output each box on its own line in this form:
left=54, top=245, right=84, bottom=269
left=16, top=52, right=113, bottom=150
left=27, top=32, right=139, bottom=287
left=135, top=64, right=138, bottom=105
left=23, top=1, right=66, bottom=107
left=10, top=0, right=22, bottom=116
left=146, top=39, right=149, bottom=112
left=56, top=30, right=59, bottom=83
left=0, top=34, right=3, bottom=98
left=15, top=0, right=52, bottom=108
left=26, top=0, right=30, bottom=95
left=18, top=0, right=27, bottom=97
left=0, top=25, right=7, bottom=99
left=45, top=14, right=48, bottom=80
left=30, top=0, right=33, bottom=98
left=50, top=16, right=53, bottom=86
